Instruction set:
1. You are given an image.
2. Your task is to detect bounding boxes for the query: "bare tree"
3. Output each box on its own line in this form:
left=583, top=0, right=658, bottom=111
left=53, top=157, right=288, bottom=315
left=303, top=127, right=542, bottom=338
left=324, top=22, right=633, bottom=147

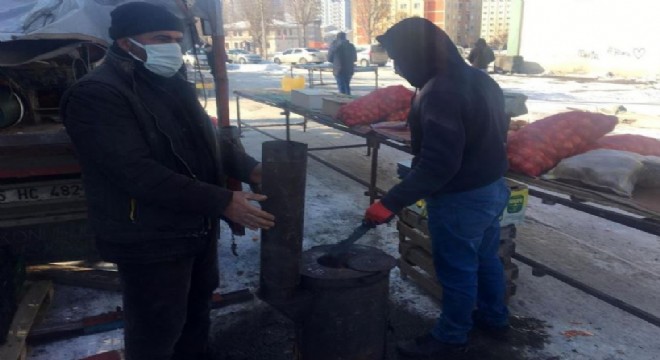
left=354, top=0, right=391, bottom=44
left=286, top=0, right=321, bottom=47
left=238, top=0, right=275, bottom=57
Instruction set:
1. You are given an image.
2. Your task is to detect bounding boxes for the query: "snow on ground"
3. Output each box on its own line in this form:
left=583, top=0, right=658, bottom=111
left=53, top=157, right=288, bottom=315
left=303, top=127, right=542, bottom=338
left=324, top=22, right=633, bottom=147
left=226, top=62, right=290, bottom=74
left=26, top=68, right=660, bottom=359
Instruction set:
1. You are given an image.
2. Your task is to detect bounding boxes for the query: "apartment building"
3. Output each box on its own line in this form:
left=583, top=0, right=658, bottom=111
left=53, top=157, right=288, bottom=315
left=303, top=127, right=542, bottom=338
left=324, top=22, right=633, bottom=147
left=444, top=0, right=481, bottom=47
left=224, top=20, right=322, bottom=56
left=480, top=0, right=511, bottom=46
left=321, top=0, right=351, bottom=30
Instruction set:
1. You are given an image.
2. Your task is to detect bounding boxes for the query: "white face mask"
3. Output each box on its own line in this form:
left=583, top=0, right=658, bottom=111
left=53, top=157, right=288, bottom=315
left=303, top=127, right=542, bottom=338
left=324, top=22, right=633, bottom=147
left=129, top=38, right=183, bottom=77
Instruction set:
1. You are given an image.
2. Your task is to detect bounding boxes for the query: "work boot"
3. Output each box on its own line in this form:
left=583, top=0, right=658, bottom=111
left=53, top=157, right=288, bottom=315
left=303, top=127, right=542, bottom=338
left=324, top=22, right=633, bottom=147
left=472, top=311, right=511, bottom=341
left=396, top=333, right=467, bottom=358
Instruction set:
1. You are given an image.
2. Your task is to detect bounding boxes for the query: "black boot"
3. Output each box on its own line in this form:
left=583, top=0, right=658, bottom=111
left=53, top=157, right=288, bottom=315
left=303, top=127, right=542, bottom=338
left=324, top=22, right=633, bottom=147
left=472, top=311, right=511, bottom=341
left=396, top=333, right=467, bottom=358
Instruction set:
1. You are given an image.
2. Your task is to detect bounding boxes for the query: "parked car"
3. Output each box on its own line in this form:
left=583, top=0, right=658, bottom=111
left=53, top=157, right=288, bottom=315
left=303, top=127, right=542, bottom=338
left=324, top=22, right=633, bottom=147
left=226, top=49, right=263, bottom=64
left=355, top=44, right=389, bottom=67
left=272, top=48, right=327, bottom=65
left=183, top=48, right=209, bottom=67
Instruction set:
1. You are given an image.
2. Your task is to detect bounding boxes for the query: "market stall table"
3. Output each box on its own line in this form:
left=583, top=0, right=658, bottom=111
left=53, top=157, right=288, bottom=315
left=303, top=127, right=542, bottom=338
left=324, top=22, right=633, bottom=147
left=233, top=88, right=660, bottom=236
left=290, top=63, right=379, bottom=89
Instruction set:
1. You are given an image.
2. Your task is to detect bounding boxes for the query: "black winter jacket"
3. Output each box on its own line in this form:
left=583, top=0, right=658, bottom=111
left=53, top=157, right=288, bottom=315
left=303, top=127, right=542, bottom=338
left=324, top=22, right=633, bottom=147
left=376, top=18, right=509, bottom=213
left=61, top=46, right=258, bottom=263
left=328, top=40, right=357, bottom=77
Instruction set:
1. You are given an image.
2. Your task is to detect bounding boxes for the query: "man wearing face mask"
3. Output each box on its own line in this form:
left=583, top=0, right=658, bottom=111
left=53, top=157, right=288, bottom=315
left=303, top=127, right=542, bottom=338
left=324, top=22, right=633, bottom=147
left=364, top=18, right=511, bottom=357
left=60, top=3, right=275, bottom=359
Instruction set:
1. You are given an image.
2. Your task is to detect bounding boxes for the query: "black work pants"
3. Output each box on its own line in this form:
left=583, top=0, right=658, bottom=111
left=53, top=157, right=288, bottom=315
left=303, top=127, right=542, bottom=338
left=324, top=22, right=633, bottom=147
left=117, top=238, right=219, bottom=360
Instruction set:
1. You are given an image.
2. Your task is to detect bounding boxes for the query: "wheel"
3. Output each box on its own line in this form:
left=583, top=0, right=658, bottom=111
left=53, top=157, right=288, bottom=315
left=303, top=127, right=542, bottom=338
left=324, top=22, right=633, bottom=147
left=273, top=58, right=281, bottom=64
left=238, top=58, right=247, bottom=64
left=298, top=58, right=308, bottom=64
left=360, top=59, right=369, bottom=67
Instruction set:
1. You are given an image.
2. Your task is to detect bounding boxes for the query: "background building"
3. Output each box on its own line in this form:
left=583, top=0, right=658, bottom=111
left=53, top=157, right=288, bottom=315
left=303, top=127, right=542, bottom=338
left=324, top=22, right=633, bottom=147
left=321, top=0, right=351, bottom=30
left=480, top=0, right=511, bottom=47
left=446, top=0, right=481, bottom=47
left=516, top=0, right=659, bottom=78
left=224, top=20, right=323, bottom=55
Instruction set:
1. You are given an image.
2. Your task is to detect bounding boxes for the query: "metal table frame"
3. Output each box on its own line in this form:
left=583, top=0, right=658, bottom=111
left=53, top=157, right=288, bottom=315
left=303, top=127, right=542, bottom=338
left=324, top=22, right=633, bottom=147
left=233, top=89, right=660, bottom=236
left=290, top=64, right=379, bottom=89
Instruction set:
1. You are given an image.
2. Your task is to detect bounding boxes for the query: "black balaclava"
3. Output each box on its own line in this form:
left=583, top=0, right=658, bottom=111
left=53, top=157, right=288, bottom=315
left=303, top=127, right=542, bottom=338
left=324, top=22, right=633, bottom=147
left=376, top=18, right=465, bottom=88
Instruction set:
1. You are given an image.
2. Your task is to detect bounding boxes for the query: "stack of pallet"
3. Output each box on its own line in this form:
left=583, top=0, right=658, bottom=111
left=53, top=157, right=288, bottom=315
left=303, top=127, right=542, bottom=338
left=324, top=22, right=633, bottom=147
left=397, top=206, right=519, bottom=302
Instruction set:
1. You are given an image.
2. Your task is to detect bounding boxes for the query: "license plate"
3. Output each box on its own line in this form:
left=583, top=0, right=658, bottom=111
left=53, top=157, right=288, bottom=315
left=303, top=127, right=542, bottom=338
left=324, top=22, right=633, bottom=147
left=0, top=182, right=85, bottom=204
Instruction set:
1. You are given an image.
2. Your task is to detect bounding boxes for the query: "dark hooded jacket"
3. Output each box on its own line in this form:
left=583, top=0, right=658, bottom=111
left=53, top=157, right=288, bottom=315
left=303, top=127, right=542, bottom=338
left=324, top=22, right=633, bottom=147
left=376, top=18, right=509, bottom=213
left=328, top=38, right=357, bottom=77
left=61, top=45, right=258, bottom=263
left=468, top=39, right=496, bottom=70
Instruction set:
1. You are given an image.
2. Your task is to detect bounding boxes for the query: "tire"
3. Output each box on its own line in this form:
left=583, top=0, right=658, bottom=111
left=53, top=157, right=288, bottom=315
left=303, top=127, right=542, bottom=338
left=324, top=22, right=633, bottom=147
left=298, top=58, right=308, bottom=64
left=238, top=58, right=247, bottom=64
left=360, top=59, right=369, bottom=67
left=273, top=58, right=281, bottom=64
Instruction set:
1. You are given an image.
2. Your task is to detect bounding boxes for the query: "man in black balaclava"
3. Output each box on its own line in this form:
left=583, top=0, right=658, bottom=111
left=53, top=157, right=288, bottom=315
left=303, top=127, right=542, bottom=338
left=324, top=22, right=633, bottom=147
left=364, top=18, right=511, bottom=358
left=61, top=3, right=274, bottom=359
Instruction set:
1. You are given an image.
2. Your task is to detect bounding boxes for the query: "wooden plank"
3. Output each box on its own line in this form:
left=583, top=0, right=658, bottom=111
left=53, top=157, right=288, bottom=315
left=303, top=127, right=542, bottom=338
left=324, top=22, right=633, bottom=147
left=399, top=208, right=517, bottom=241
left=80, top=349, right=124, bottom=360
left=0, top=281, right=53, bottom=360
left=398, top=221, right=517, bottom=264
left=28, top=264, right=120, bottom=292
left=398, top=259, right=443, bottom=300
left=399, top=259, right=517, bottom=303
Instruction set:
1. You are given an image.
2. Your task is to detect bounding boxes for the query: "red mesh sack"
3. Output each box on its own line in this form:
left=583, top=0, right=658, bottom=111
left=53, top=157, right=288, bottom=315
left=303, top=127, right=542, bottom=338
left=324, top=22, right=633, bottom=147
left=386, top=108, right=409, bottom=122
left=592, top=134, right=660, bottom=156
left=337, top=85, right=414, bottom=126
left=507, top=111, right=618, bottom=176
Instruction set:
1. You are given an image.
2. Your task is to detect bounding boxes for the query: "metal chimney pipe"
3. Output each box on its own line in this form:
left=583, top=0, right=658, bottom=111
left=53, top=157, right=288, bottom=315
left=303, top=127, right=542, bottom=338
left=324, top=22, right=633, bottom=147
left=259, top=140, right=308, bottom=301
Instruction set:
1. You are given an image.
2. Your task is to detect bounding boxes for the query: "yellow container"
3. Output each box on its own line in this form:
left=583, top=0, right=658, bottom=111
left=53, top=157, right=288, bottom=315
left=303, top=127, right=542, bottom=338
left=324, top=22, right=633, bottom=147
left=281, top=75, right=305, bottom=91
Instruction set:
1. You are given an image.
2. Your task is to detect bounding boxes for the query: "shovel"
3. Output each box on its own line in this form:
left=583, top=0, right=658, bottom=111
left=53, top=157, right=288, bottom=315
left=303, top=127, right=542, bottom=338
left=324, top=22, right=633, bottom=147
left=319, top=220, right=375, bottom=267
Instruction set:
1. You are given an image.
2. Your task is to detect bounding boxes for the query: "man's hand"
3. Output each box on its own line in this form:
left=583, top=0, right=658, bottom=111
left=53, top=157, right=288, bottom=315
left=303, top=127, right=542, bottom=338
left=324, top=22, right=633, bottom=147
left=223, top=191, right=275, bottom=230
left=365, top=201, right=395, bottom=225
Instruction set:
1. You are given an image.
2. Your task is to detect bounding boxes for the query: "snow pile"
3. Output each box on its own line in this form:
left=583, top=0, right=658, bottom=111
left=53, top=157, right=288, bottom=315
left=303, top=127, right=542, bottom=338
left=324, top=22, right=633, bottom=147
left=227, top=63, right=289, bottom=74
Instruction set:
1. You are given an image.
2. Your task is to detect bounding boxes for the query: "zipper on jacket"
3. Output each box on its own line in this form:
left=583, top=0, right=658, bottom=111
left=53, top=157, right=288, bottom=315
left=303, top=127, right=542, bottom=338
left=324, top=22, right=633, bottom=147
left=131, top=76, right=198, bottom=179
left=129, top=198, right=137, bottom=223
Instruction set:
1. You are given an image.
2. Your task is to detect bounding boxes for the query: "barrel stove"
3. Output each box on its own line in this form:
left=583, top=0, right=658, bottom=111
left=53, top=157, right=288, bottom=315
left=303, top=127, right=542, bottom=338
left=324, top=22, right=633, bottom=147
left=299, top=245, right=395, bottom=360
left=260, top=140, right=396, bottom=360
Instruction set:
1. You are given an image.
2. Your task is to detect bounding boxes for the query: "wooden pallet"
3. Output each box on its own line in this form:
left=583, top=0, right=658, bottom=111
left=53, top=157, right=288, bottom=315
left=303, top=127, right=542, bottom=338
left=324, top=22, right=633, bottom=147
left=398, top=258, right=518, bottom=301
left=0, top=281, right=54, bottom=360
left=397, top=207, right=519, bottom=302
left=397, top=221, right=516, bottom=265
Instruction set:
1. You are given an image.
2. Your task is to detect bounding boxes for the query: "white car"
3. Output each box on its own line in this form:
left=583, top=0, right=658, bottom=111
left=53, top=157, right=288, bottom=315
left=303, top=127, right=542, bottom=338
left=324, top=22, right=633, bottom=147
left=355, top=44, right=389, bottom=67
left=272, top=48, right=327, bottom=65
left=226, top=49, right=263, bottom=64
left=183, top=48, right=209, bottom=67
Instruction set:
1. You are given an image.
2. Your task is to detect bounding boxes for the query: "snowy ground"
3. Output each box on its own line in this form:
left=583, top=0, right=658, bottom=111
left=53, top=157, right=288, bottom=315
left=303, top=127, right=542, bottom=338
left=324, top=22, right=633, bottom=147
left=26, top=65, right=660, bottom=359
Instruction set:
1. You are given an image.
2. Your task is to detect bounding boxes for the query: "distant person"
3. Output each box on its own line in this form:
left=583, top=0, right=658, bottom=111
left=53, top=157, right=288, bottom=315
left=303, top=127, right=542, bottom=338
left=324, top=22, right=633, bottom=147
left=327, top=32, right=357, bottom=95
left=468, top=38, right=495, bottom=72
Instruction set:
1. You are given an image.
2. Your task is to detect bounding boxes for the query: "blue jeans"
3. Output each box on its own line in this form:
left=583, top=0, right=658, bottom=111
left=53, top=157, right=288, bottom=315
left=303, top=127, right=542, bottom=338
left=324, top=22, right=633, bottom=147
left=426, top=178, right=510, bottom=344
left=335, top=74, right=352, bottom=95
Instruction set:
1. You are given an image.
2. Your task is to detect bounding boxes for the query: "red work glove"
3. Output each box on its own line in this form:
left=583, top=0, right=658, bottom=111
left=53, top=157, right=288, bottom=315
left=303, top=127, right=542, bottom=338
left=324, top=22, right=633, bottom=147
left=365, top=201, right=395, bottom=225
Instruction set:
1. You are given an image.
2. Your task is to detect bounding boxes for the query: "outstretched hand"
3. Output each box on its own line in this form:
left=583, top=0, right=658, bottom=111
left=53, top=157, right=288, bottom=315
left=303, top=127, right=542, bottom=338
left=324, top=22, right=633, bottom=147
left=223, top=192, right=275, bottom=230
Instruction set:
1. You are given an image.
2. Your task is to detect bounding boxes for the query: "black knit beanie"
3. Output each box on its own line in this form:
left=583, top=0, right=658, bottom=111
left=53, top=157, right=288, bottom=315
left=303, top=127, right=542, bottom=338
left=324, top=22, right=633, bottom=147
left=108, top=2, right=184, bottom=40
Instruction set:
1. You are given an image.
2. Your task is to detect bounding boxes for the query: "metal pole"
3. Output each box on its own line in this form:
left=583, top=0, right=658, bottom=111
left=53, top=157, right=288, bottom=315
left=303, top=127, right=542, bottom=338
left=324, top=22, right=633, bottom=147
left=514, top=253, right=660, bottom=329
left=368, top=137, right=380, bottom=204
